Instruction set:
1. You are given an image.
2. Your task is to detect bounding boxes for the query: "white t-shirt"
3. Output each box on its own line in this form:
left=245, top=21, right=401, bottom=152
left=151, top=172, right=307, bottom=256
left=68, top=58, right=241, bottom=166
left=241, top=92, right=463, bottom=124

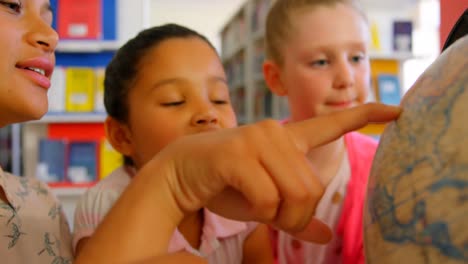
left=278, top=151, right=351, bottom=264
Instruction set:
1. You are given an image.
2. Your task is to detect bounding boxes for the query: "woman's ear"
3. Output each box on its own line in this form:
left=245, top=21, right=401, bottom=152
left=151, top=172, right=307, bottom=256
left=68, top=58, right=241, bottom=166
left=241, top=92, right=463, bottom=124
left=263, top=60, right=287, bottom=96
left=104, top=116, right=135, bottom=157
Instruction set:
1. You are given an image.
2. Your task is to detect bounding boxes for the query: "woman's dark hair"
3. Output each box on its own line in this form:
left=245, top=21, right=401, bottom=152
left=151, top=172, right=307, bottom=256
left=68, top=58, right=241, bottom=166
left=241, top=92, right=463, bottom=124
left=104, top=23, right=216, bottom=165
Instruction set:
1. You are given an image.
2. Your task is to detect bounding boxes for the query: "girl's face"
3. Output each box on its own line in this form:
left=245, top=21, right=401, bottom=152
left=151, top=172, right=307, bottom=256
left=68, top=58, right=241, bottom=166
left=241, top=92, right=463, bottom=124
left=0, top=0, right=58, bottom=127
left=122, top=37, right=237, bottom=168
left=274, top=4, right=370, bottom=122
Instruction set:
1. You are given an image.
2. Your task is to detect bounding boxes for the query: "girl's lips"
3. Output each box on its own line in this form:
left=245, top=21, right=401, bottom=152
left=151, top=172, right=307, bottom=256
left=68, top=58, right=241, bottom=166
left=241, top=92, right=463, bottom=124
left=327, top=101, right=354, bottom=108
left=17, top=67, right=51, bottom=89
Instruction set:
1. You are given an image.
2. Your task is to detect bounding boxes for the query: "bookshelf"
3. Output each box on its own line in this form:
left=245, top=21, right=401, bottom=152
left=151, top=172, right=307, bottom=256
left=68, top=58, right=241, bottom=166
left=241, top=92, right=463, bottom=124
left=221, top=0, right=278, bottom=124
left=220, top=0, right=419, bottom=134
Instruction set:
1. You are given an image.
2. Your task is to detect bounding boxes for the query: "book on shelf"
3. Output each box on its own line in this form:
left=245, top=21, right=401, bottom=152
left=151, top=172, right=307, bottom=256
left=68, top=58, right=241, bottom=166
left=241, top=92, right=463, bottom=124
left=57, top=0, right=102, bottom=39
left=225, top=54, right=245, bottom=89
left=251, top=0, right=271, bottom=33
left=0, top=126, right=12, bottom=172
left=94, top=67, right=106, bottom=113
left=377, top=74, right=401, bottom=105
left=36, top=138, right=67, bottom=183
left=48, top=66, right=66, bottom=113
left=65, top=67, right=96, bottom=112
left=263, top=86, right=273, bottom=118
left=254, top=43, right=265, bottom=75
left=67, top=140, right=99, bottom=184
left=99, top=139, right=123, bottom=180
left=232, top=87, right=246, bottom=119
left=221, top=14, right=246, bottom=59
left=276, top=95, right=290, bottom=120
left=254, top=86, right=266, bottom=120
left=393, top=20, right=413, bottom=53
left=370, top=21, right=382, bottom=52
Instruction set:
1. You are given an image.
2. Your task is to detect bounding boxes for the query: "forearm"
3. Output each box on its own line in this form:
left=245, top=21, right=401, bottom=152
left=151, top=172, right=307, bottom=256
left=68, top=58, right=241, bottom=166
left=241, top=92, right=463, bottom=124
left=136, top=252, right=207, bottom=264
left=75, top=156, right=184, bottom=263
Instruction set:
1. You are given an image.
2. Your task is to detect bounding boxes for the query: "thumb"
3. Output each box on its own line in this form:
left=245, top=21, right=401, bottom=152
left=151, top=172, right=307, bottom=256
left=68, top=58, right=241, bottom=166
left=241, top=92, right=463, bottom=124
left=281, top=218, right=333, bottom=244
left=286, top=103, right=401, bottom=153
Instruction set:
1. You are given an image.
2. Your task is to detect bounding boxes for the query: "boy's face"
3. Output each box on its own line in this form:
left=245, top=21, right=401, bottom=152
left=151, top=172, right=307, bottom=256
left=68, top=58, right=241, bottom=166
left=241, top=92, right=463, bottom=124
left=277, top=4, right=371, bottom=122
left=123, top=37, right=237, bottom=168
left=0, top=0, right=58, bottom=126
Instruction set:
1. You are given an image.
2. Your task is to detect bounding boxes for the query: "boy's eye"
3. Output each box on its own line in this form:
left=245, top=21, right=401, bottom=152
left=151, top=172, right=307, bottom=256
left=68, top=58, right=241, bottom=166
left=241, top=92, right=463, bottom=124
left=0, top=1, right=22, bottom=13
left=161, top=101, right=184, bottom=106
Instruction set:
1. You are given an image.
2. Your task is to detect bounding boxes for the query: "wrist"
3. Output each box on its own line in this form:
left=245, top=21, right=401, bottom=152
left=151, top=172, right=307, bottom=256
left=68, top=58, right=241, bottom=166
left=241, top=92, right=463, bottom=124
left=138, top=156, right=186, bottom=227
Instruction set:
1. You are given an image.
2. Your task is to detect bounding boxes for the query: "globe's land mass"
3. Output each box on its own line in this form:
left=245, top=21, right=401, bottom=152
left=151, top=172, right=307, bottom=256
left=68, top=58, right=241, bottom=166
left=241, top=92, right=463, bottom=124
left=364, top=36, right=468, bottom=263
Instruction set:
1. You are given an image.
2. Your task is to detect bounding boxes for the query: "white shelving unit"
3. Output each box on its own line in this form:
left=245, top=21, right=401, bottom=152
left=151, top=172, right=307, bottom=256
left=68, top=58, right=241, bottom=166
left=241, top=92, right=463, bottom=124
left=56, top=41, right=121, bottom=53
left=28, top=113, right=107, bottom=124
left=369, top=52, right=415, bottom=61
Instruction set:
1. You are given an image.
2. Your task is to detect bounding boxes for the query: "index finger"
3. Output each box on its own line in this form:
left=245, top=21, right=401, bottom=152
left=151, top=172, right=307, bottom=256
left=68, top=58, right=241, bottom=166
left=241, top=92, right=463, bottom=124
left=286, top=103, right=402, bottom=153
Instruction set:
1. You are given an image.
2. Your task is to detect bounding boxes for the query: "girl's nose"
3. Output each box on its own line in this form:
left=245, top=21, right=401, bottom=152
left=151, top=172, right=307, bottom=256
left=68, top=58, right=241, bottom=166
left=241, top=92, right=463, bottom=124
left=191, top=104, right=218, bottom=126
left=334, top=61, right=354, bottom=89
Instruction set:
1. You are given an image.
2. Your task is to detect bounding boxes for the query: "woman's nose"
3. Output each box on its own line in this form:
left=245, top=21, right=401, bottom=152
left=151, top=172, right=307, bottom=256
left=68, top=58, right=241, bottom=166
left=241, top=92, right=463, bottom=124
left=25, top=15, right=59, bottom=53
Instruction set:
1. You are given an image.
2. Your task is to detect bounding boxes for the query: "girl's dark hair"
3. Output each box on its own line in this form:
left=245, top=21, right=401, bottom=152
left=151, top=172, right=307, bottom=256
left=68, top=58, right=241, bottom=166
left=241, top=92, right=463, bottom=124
left=104, top=23, right=216, bottom=165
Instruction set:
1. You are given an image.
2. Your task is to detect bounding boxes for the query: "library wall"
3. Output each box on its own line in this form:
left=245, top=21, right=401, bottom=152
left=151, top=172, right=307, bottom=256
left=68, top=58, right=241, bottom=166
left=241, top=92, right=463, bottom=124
left=149, top=0, right=246, bottom=52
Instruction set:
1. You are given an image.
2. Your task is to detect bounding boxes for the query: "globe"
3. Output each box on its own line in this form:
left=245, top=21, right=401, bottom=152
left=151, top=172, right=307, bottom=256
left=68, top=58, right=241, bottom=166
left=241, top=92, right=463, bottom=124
left=364, top=35, right=468, bottom=263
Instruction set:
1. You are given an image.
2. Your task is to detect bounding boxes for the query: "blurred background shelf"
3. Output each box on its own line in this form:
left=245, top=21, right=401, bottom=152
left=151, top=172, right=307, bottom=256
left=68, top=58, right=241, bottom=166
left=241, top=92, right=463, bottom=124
left=56, top=40, right=121, bottom=53
left=28, top=113, right=107, bottom=124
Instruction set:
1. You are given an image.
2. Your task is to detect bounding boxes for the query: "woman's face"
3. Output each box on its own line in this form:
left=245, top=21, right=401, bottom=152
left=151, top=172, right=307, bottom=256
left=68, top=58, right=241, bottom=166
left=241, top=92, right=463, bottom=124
left=0, top=0, right=58, bottom=127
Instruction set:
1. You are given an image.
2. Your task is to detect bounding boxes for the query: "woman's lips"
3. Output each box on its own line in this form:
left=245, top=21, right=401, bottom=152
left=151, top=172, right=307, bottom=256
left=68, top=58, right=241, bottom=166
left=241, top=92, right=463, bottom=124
left=17, top=67, right=51, bottom=89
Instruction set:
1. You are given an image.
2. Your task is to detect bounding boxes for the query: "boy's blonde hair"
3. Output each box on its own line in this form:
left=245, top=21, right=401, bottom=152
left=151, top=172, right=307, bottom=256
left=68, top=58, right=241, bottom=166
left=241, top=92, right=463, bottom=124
left=265, top=0, right=367, bottom=65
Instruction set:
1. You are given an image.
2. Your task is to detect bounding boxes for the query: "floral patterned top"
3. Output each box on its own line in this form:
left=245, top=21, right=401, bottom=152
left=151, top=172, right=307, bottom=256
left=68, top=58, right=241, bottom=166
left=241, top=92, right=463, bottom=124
left=0, top=167, right=73, bottom=264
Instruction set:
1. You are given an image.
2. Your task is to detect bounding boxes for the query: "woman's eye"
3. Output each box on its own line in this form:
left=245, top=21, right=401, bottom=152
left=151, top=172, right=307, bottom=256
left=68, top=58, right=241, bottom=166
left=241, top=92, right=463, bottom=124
left=0, top=1, right=22, bottom=14
left=161, top=101, right=184, bottom=106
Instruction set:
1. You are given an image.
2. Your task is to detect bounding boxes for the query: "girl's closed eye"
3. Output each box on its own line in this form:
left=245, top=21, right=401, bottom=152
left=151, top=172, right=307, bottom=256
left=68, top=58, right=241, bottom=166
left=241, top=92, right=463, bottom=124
left=161, top=101, right=184, bottom=107
left=0, top=0, right=22, bottom=14
left=212, top=99, right=229, bottom=105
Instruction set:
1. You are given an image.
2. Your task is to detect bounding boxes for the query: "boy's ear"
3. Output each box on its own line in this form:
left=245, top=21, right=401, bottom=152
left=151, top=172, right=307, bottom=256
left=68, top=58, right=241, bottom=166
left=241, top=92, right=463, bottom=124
left=104, top=116, right=135, bottom=158
left=263, top=60, right=287, bottom=96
